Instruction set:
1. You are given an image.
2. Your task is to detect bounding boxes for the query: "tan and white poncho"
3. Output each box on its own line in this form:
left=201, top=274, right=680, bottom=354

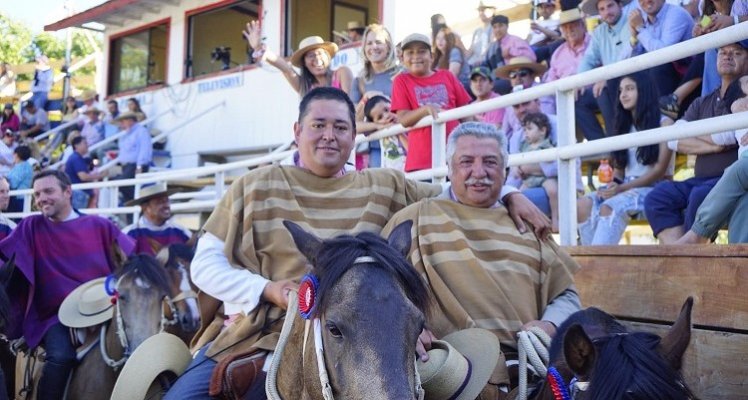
left=193, top=166, right=441, bottom=360
left=383, top=199, right=579, bottom=350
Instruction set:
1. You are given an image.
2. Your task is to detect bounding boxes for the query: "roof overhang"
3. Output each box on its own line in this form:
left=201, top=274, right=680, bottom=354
left=44, top=0, right=180, bottom=32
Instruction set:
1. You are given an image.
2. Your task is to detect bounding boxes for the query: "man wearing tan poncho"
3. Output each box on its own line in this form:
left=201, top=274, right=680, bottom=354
left=165, top=88, right=553, bottom=399
left=383, top=121, right=581, bottom=399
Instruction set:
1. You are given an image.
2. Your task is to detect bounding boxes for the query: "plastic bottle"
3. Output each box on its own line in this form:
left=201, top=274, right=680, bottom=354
left=598, top=159, right=613, bottom=184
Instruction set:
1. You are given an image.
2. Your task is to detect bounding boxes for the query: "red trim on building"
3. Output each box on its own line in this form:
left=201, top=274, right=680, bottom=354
left=44, top=0, right=141, bottom=31
left=109, top=17, right=171, bottom=40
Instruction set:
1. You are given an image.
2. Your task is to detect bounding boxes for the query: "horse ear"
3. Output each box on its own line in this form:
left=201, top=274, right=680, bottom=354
left=283, top=220, right=323, bottom=264
left=659, top=296, right=693, bottom=371
left=564, top=324, right=596, bottom=378
left=386, top=220, right=413, bottom=257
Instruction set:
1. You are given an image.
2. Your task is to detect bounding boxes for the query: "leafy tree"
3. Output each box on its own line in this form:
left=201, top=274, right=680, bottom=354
left=0, top=13, right=33, bottom=64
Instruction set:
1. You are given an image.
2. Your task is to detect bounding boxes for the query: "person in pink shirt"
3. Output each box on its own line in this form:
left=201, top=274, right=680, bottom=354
left=469, top=66, right=505, bottom=127
left=482, top=14, right=537, bottom=95
left=391, top=33, right=473, bottom=172
left=545, top=9, right=606, bottom=141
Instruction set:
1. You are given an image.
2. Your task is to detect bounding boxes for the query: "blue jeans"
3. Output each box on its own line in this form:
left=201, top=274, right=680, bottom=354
left=31, top=92, right=49, bottom=111
left=575, top=90, right=606, bottom=141
left=71, top=190, right=90, bottom=210
left=644, top=176, right=720, bottom=237
left=523, top=187, right=551, bottom=216
left=578, top=186, right=653, bottom=245
left=164, top=344, right=216, bottom=399
left=691, top=158, right=748, bottom=243
left=38, top=323, right=76, bottom=400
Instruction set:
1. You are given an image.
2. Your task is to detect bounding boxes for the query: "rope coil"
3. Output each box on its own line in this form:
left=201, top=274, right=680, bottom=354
left=516, top=327, right=552, bottom=400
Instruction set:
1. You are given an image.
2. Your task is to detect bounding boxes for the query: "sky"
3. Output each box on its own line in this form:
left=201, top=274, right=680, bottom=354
left=2, top=0, right=107, bottom=33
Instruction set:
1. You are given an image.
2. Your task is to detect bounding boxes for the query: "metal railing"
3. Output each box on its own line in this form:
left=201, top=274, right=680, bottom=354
left=8, top=24, right=748, bottom=245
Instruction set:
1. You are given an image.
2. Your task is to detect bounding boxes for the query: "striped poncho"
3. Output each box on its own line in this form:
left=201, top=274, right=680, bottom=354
left=383, top=199, right=579, bottom=349
left=193, top=166, right=441, bottom=360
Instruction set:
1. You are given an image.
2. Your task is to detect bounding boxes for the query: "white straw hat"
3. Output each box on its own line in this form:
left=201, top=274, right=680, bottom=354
left=58, top=278, right=113, bottom=328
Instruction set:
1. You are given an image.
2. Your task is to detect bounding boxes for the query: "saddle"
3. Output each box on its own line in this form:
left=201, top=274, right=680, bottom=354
left=209, top=349, right=268, bottom=400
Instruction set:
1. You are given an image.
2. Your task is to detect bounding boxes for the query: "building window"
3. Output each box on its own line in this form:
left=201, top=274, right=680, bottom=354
left=109, top=21, right=169, bottom=94
left=186, top=1, right=259, bottom=78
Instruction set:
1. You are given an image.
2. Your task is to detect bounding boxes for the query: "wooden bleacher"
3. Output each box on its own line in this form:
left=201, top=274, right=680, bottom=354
left=567, top=245, right=748, bottom=399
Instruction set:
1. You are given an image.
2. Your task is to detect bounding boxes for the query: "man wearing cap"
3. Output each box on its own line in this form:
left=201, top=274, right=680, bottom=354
left=467, top=1, right=498, bottom=68
left=382, top=122, right=580, bottom=397
left=0, top=169, right=135, bottom=400
left=165, top=87, right=551, bottom=399
left=122, top=183, right=194, bottom=255
left=19, top=100, right=50, bottom=139
left=114, top=112, right=152, bottom=203
left=645, top=42, right=748, bottom=243
left=65, top=136, right=105, bottom=210
left=527, top=0, right=563, bottom=65
left=0, top=177, right=16, bottom=241
left=545, top=8, right=606, bottom=142
left=578, top=0, right=637, bottom=136
left=80, top=107, right=105, bottom=147
left=469, top=66, right=505, bottom=126
left=482, top=15, right=537, bottom=94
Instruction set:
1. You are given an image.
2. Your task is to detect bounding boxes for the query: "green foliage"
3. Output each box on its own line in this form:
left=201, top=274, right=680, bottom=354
left=0, top=13, right=32, bottom=64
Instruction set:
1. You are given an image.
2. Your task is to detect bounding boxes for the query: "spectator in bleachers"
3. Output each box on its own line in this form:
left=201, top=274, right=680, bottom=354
left=676, top=73, right=748, bottom=244
left=7, top=145, right=33, bottom=212
left=115, top=112, right=153, bottom=204
left=578, top=0, right=637, bottom=136
left=627, top=0, right=695, bottom=97
left=0, top=131, right=15, bottom=176
left=60, top=96, right=79, bottom=130
left=350, top=24, right=399, bottom=169
left=1, top=103, right=19, bottom=133
left=122, top=183, right=194, bottom=255
left=519, top=112, right=560, bottom=230
left=244, top=20, right=354, bottom=97
left=433, top=26, right=471, bottom=89
left=496, top=57, right=554, bottom=113
left=469, top=66, right=505, bottom=126
left=30, top=56, right=53, bottom=110
left=65, top=136, right=105, bottom=210
left=546, top=8, right=607, bottom=141
left=0, top=177, right=15, bottom=241
left=126, top=97, right=146, bottom=122
left=467, top=1, right=497, bottom=68
left=528, top=0, right=564, bottom=66
left=104, top=99, right=120, bottom=123
left=346, top=21, right=365, bottom=43
left=19, top=100, right=50, bottom=139
left=483, top=15, right=537, bottom=94
left=391, top=33, right=473, bottom=172
left=644, top=41, right=747, bottom=243
left=0, top=63, right=16, bottom=98
left=578, top=72, right=674, bottom=245
left=59, top=130, right=80, bottom=165
left=364, top=95, right=407, bottom=170
left=80, top=107, right=105, bottom=147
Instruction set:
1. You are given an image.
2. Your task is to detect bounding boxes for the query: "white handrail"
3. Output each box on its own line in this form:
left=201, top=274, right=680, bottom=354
left=32, top=118, right=80, bottom=143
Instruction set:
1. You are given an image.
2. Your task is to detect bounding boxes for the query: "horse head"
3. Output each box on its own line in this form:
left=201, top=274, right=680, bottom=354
left=285, top=220, right=430, bottom=400
left=535, top=297, right=694, bottom=400
left=112, top=254, right=173, bottom=353
left=156, top=244, right=199, bottom=333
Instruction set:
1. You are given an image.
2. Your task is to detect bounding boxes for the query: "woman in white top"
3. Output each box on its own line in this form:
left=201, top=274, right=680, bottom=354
left=0, top=63, right=16, bottom=98
left=578, top=71, right=674, bottom=245
left=244, top=20, right=353, bottom=97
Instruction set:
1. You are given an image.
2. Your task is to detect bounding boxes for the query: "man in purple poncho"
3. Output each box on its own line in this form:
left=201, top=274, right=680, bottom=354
left=0, top=170, right=135, bottom=400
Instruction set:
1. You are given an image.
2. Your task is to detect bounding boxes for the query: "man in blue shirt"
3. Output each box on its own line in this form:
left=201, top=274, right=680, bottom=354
left=65, top=136, right=105, bottom=209
left=115, top=111, right=152, bottom=204
left=627, top=0, right=694, bottom=97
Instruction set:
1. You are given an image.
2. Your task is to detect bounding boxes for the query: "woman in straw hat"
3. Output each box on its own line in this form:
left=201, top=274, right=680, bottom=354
left=244, top=20, right=353, bottom=96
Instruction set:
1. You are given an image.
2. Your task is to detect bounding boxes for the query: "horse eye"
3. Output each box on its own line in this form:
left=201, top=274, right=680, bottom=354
left=326, top=322, right=343, bottom=338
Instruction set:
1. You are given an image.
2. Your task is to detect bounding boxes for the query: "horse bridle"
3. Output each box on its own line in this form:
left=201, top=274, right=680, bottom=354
left=546, top=366, right=589, bottom=400
left=160, top=264, right=198, bottom=328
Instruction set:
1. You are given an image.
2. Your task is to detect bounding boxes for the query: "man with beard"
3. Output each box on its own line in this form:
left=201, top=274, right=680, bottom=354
left=0, top=170, right=134, bottom=400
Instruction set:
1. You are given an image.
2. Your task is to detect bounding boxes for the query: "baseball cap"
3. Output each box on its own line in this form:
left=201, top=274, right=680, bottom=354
left=400, top=33, right=431, bottom=50
left=470, top=66, right=494, bottom=81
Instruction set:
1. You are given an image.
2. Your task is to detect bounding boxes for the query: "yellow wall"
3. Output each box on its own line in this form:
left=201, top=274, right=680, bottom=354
left=190, top=8, right=255, bottom=77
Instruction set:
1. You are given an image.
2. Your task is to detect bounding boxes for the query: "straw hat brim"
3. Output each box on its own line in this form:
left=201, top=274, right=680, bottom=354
left=580, top=0, right=633, bottom=16
left=58, top=278, right=113, bottom=328
left=495, top=61, right=548, bottom=80
left=124, top=188, right=180, bottom=207
left=110, top=333, right=192, bottom=400
left=420, top=328, right=500, bottom=400
left=290, top=42, right=338, bottom=68
left=114, top=112, right=139, bottom=122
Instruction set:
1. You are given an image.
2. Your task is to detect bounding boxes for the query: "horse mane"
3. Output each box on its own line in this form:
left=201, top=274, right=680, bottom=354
left=166, top=244, right=195, bottom=267
left=312, top=231, right=430, bottom=317
left=115, top=254, right=172, bottom=294
left=548, top=307, right=627, bottom=363
left=587, top=332, right=695, bottom=400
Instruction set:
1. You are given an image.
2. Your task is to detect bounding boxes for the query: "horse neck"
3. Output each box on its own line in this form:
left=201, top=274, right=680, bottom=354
left=104, top=309, right=125, bottom=362
left=277, top=311, right=324, bottom=400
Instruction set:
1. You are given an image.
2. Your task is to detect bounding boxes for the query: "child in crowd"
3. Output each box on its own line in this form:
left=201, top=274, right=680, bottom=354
left=364, top=95, right=407, bottom=171
left=517, top=112, right=559, bottom=231
left=391, top=33, right=472, bottom=172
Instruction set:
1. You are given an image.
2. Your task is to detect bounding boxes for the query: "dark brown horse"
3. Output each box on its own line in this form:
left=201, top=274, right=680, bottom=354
left=529, top=297, right=695, bottom=400
left=268, top=220, right=431, bottom=399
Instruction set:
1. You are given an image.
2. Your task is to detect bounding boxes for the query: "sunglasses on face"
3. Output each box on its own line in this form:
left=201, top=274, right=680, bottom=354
left=509, top=70, right=532, bottom=79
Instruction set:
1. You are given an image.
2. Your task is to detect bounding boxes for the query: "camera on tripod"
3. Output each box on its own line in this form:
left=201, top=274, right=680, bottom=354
left=210, top=46, right=232, bottom=70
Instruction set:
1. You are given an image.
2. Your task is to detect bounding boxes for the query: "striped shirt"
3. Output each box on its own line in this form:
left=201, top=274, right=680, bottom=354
left=123, top=216, right=192, bottom=255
